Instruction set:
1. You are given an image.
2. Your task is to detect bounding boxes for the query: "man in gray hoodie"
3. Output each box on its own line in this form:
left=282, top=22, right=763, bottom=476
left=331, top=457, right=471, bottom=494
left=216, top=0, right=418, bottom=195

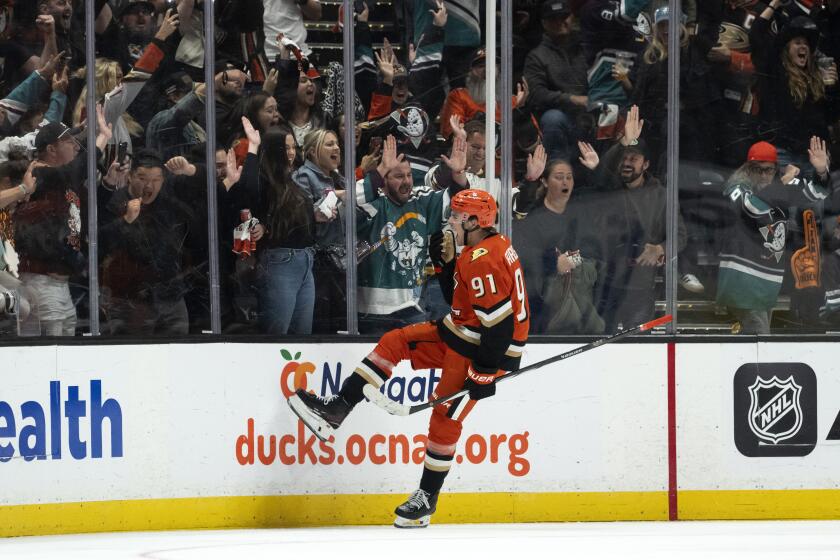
left=592, top=123, right=687, bottom=332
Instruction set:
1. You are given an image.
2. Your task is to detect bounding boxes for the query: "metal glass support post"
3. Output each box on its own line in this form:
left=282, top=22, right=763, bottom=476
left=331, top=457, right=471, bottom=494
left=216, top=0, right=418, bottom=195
left=343, top=0, right=359, bottom=335
left=204, top=0, right=222, bottom=334
left=665, top=0, right=681, bottom=334
left=485, top=0, right=496, bottom=193
left=499, top=0, right=513, bottom=237
left=85, top=0, right=100, bottom=336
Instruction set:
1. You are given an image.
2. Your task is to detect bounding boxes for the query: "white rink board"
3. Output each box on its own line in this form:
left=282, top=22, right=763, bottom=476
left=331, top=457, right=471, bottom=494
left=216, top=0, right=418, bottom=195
left=677, top=342, right=840, bottom=491
left=0, top=342, right=668, bottom=507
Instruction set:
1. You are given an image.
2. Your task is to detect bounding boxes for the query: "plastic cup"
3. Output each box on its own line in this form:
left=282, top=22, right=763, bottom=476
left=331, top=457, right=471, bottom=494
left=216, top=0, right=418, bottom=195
left=614, top=51, right=633, bottom=79
left=818, top=56, right=836, bottom=86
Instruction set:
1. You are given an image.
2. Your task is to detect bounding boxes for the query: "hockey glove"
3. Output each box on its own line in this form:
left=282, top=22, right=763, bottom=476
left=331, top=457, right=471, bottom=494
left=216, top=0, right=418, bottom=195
left=464, top=363, right=499, bottom=401
left=429, top=229, right=456, bottom=269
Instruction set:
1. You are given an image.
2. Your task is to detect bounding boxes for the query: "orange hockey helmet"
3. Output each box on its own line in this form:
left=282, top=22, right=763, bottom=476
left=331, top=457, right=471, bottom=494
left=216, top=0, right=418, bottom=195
left=450, top=189, right=498, bottom=228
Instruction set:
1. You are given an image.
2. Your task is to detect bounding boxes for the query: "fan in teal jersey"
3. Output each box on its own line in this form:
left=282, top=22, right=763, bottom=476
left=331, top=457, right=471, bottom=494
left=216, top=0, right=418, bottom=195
left=354, top=134, right=467, bottom=334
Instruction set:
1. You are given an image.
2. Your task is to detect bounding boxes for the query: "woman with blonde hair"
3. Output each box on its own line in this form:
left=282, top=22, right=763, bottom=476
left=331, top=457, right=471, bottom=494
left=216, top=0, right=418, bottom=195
left=293, top=128, right=345, bottom=238
left=72, top=59, right=143, bottom=142
left=292, top=127, right=347, bottom=333
left=73, top=9, right=180, bottom=163
left=628, top=5, right=720, bottom=172
left=750, top=4, right=839, bottom=170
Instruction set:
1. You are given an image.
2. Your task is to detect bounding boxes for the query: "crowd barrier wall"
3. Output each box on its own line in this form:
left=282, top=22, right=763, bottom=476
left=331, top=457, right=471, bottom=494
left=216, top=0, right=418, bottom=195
left=0, top=341, right=838, bottom=537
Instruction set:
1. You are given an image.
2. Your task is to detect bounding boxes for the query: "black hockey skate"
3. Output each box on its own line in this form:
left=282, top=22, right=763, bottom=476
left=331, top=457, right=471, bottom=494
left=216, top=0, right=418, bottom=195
left=393, top=489, right=438, bottom=528
left=287, top=389, right=353, bottom=442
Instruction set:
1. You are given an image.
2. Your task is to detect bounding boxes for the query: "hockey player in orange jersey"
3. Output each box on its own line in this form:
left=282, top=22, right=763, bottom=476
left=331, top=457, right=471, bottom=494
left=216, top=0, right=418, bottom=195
left=289, top=189, right=530, bottom=528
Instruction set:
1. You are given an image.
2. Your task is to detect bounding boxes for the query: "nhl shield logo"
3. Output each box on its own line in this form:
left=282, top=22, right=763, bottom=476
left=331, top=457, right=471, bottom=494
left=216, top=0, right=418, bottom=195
left=734, top=363, right=817, bottom=457
left=747, top=376, right=803, bottom=444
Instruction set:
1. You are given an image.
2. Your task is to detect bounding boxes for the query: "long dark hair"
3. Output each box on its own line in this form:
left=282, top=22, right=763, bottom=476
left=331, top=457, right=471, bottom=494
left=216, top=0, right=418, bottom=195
left=259, top=127, right=309, bottom=240
left=224, top=92, right=277, bottom=146
left=244, top=92, right=274, bottom=132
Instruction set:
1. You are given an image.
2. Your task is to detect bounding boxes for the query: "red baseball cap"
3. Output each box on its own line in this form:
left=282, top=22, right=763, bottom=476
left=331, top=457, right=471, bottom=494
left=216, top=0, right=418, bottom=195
left=747, top=141, right=778, bottom=164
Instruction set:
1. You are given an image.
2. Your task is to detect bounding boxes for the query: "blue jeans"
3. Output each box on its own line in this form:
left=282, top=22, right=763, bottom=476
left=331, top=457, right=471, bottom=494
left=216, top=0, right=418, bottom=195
left=258, top=247, right=315, bottom=335
left=540, top=109, right=576, bottom=160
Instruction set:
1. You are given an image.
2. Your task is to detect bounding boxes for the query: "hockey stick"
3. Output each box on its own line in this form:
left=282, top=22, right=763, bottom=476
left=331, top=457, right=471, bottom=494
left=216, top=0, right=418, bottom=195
left=356, top=234, right=390, bottom=264
left=362, top=314, right=673, bottom=416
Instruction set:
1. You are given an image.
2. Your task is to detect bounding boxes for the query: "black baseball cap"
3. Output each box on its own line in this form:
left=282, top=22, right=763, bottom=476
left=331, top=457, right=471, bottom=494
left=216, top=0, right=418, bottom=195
left=393, top=63, right=408, bottom=82
left=541, top=0, right=571, bottom=20
left=215, top=58, right=246, bottom=74
left=470, top=48, right=501, bottom=68
left=162, top=72, right=194, bottom=97
left=119, top=0, right=156, bottom=18
left=624, top=138, right=650, bottom=160
left=779, top=16, right=820, bottom=51
left=34, top=122, right=72, bottom=151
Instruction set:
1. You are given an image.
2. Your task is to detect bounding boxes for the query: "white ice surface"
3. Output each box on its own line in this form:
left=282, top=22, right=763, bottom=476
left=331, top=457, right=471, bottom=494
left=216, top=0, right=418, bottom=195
left=2, top=522, right=840, bottom=560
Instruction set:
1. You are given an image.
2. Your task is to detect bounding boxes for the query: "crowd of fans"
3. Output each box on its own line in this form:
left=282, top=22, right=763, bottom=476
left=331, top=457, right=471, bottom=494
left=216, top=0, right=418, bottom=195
left=1, top=0, right=840, bottom=337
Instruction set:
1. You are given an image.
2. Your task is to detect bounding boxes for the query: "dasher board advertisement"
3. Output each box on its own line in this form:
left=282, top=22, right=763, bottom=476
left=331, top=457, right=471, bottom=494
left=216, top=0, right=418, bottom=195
left=0, top=342, right=667, bottom=507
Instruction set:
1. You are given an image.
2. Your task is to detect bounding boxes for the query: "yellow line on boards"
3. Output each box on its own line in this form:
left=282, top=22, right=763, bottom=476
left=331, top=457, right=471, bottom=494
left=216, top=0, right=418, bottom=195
left=679, top=490, right=840, bottom=520
left=7, top=490, right=840, bottom=538
left=0, top=492, right=668, bottom=538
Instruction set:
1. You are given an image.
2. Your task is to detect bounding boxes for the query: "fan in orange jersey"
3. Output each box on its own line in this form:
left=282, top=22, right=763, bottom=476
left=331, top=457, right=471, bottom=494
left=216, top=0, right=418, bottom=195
left=289, top=189, right=530, bottom=528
